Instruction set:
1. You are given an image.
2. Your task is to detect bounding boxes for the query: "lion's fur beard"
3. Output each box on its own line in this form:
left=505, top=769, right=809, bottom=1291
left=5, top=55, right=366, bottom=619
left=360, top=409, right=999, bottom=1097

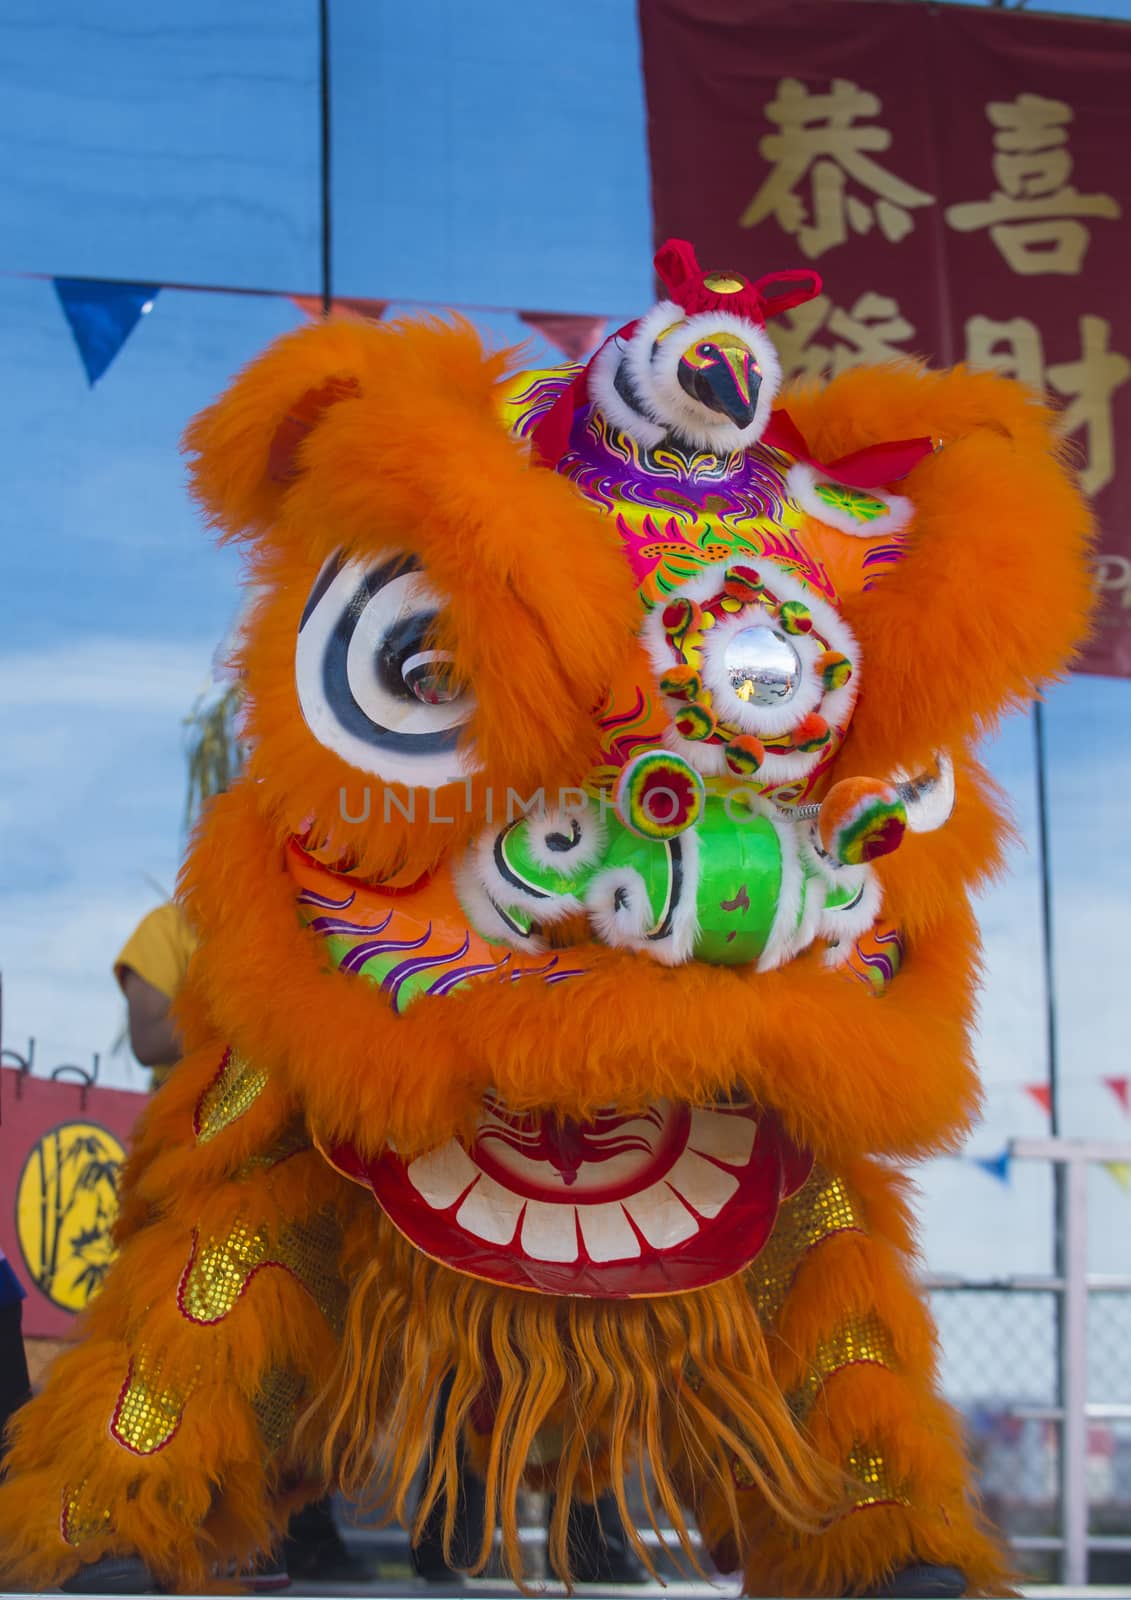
left=302, top=1215, right=845, bottom=1587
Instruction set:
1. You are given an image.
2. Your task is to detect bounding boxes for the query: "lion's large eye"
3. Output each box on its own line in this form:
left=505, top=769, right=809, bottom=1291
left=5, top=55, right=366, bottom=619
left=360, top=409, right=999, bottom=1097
left=295, top=551, right=474, bottom=787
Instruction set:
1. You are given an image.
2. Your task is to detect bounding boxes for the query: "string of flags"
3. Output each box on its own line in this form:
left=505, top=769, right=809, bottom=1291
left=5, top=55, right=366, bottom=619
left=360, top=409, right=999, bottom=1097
left=969, top=1075, right=1131, bottom=1189
left=37, top=273, right=615, bottom=388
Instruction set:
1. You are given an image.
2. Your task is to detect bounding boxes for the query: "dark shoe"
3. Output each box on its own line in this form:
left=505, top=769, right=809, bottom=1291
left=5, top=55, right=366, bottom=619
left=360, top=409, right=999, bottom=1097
left=283, top=1536, right=370, bottom=1584
left=548, top=1491, right=650, bottom=1585
left=870, top=1563, right=966, bottom=1598
left=410, top=1544, right=463, bottom=1583
left=282, top=1495, right=372, bottom=1583
left=410, top=1466, right=488, bottom=1578
left=62, top=1555, right=154, bottom=1594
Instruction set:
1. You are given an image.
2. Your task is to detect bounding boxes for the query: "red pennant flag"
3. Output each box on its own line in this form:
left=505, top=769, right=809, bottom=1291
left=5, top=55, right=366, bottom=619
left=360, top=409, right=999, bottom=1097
left=1025, top=1083, right=1053, bottom=1116
left=290, top=295, right=387, bottom=322
left=518, top=311, right=608, bottom=364
left=1104, top=1076, right=1130, bottom=1114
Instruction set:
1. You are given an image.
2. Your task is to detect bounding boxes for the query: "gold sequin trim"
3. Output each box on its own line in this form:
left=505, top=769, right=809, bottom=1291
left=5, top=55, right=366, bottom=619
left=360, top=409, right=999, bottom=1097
left=277, top=1212, right=347, bottom=1336
left=179, top=1218, right=271, bottom=1323
left=237, top=1121, right=312, bottom=1173
left=178, top=1211, right=345, bottom=1332
left=61, top=1481, right=113, bottom=1547
left=252, top=1369, right=306, bottom=1455
left=847, top=1442, right=910, bottom=1510
left=194, top=1049, right=269, bottom=1144
left=110, top=1357, right=191, bottom=1455
left=791, top=1310, right=895, bottom=1417
left=746, top=1166, right=865, bottom=1325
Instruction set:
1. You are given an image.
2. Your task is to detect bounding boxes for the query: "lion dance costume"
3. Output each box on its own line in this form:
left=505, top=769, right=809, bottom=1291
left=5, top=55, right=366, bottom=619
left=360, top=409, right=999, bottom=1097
left=0, top=240, right=1094, bottom=1597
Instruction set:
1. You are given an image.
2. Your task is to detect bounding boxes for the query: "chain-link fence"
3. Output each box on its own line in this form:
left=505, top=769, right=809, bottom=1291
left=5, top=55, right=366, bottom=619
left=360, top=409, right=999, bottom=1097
left=925, top=1284, right=1131, bottom=1586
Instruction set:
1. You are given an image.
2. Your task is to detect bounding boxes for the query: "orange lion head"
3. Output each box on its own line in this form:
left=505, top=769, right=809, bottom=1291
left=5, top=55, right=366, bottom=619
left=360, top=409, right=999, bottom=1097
left=178, top=296, right=1092, bottom=1301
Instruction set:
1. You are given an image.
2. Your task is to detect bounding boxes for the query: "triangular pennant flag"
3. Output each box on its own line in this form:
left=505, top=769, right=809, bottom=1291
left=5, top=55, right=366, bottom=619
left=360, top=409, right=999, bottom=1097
left=518, top=311, right=608, bottom=364
left=54, top=278, right=159, bottom=385
left=973, top=1147, right=1012, bottom=1184
left=1103, top=1076, right=1130, bottom=1115
left=1024, top=1083, right=1053, bottom=1115
left=1102, top=1160, right=1131, bottom=1192
left=290, top=295, right=387, bottom=322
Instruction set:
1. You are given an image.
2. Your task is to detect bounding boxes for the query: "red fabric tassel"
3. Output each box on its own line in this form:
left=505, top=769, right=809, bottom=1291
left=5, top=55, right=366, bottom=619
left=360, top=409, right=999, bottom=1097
left=530, top=320, right=638, bottom=470
left=764, top=408, right=933, bottom=489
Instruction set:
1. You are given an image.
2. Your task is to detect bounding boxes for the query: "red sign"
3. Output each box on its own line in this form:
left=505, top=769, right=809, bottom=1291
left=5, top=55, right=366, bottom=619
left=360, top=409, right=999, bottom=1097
left=0, top=1065, right=145, bottom=1337
left=639, top=0, right=1131, bottom=677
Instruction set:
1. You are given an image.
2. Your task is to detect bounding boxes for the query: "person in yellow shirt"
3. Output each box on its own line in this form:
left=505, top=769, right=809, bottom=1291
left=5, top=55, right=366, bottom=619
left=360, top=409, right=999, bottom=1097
left=113, top=901, right=198, bottom=1089
left=111, top=897, right=366, bottom=1586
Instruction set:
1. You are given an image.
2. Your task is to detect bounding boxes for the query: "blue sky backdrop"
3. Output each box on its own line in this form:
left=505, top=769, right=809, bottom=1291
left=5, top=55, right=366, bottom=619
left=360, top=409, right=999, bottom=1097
left=1, top=0, right=1129, bottom=1279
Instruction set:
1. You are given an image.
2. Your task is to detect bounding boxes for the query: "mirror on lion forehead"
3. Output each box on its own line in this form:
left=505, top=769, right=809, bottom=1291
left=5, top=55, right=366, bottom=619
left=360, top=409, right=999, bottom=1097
left=722, top=625, right=803, bottom=705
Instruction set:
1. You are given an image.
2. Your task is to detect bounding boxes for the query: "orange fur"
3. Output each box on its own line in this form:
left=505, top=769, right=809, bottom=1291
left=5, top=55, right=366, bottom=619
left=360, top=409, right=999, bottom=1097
left=0, top=322, right=1093, bottom=1595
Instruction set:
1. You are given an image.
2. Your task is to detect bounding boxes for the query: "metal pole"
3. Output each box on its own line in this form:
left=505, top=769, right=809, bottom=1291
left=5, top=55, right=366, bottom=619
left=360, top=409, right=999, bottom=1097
left=319, top=0, right=333, bottom=315
left=1033, top=699, right=1073, bottom=1579
left=1061, top=1151, right=1090, bottom=1588
left=1033, top=700, right=1060, bottom=1138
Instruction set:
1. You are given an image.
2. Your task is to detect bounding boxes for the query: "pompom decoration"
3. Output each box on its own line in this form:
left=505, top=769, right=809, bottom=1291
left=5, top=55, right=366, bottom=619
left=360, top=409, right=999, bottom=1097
left=723, top=565, right=765, bottom=603
left=792, top=712, right=831, bottom=752
left=659, top=665, right=702, bottom=700
left=614, top=749, right=706, bottom=840
left=675, top=703, right=718, bottom=741
left=725, top=735, right=766, bottom=776
left=816, top=650, right=853, bottom=692
left=662, top=596, right=701, bottom=642
left=778, top=600, right=814, bottom=636
left=818, top=778, right=908, bottom=866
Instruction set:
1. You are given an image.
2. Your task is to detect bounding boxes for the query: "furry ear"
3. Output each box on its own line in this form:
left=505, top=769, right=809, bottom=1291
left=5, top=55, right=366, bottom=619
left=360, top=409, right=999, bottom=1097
left=183, top=318, right=370, bottom=541
left=784, top=364, right=1096, bottom=774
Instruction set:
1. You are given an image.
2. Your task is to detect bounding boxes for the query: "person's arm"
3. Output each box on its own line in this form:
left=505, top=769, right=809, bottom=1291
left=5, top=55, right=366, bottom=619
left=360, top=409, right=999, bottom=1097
left=119, top=967, right=182, bottom=1068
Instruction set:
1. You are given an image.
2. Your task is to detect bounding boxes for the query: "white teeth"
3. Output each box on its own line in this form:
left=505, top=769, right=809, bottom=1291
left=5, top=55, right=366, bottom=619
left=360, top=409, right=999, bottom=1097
left=666, top=1148, right=740, bottom=1219
left=520, top=1200, right=580, bottom=1262
left=577, top=1202, right=642, bottom=1263
left=623, top=1183, right=699, bottom=1248
left=454, top=1174, right=525, bottom=1245
left=688, top=1108, right=756, bottom=1168
left=406, top=1105, right=759, bottom=1271
left=407, top=1141, right=478, bottom=1208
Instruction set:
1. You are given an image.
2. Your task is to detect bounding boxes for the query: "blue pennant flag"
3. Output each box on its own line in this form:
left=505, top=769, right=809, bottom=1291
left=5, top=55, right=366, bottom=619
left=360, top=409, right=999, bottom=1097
left=53, top=278, right=159, bottom=386
left=972, top=1147, right=1012, bottom=1185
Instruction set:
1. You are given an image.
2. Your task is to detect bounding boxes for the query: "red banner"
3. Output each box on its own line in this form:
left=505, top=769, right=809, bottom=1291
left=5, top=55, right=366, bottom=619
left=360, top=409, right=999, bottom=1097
left=639, top=0, right=1131, bottom=677
left=0, top=1066, right=145, bottom=1337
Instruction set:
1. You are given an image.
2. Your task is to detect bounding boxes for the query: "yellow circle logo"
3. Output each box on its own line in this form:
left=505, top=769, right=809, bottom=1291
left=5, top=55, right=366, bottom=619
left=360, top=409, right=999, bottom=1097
left=15, top=1122, right=125, bottom=1312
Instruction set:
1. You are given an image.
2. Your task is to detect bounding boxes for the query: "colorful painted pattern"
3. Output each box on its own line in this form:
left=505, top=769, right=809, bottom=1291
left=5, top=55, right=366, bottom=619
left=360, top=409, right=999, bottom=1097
left=504, top=368, right=837, bottom=609
left=839, top=924, right=905, bottom=997
left=289, top=841, right=588, bottom=1012
left=812, top=482, right=890, bottom=524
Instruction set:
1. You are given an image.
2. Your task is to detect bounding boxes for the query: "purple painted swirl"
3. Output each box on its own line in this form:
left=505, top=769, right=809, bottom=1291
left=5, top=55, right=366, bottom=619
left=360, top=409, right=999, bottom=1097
left=382, top=934, right=472, bottom=1005
left=340, top=924, right=432, bottom=975
left=308, top=909, right=394, bottom=938
left=296, top=887, right=357, bottom=910
left=427, top=953, right=514, bottom=997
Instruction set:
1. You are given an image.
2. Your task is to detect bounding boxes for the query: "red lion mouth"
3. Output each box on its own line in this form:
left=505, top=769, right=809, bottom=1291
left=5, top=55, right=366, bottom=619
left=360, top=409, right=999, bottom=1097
left=324, top=1095, right=812, bottom=1298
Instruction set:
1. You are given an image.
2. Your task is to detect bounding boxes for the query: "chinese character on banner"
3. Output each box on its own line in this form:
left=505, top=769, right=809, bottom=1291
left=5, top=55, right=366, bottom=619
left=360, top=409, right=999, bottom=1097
left=946, top=95, right=1122, bottom=275
left=772, top=292, right=918, bottom=384
left=741, top=78, right=935, bottom=259
left=639, top=0, right=1131, bottom=675
left=966, top=313, right=1130, bottom=496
